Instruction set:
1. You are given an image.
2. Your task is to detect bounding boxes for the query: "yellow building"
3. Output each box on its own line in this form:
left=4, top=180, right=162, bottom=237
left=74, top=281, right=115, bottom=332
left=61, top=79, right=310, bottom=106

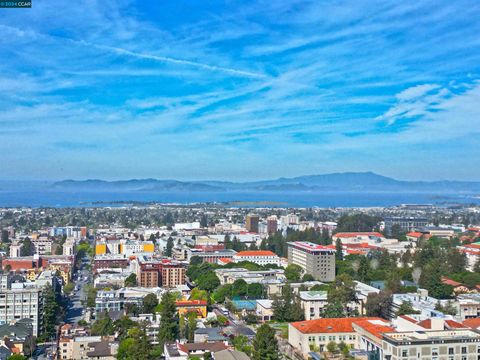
left=95, top=243, right=107, bottom=255
left=143, top=243, right=154, bottom=252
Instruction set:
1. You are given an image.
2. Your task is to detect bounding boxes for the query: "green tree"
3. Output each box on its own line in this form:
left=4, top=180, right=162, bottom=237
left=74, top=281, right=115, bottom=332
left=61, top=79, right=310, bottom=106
left=396, top=301, right=420, bottom=316
left=190, top=256, right=203, bottom=266
left=326, top=341, right=337, bottom=353
left=196, top=271, right=220, bottom=292
left=117, top=327, right=151, bottom=360
left=85, top=285, right=98, bottom=308
left=149, top=234, right=156, bottom=243
left=42, top=284, right=60, bottom=340
left=247, top=283, right=264, bottom=299
left=419, top=262, right=453, bottom=299
left=336, top=214, right=381, bottom=232
left=125, top=273, right=137, bottom=287
left=63, top=283, right=75, bottom=295
left=165, top=236, right=174, bottom=257
left=335, top=239, right=343, bottom=261
left=21, top=237, right=35, bottom=256
left=190, top=288, right=209, bottom=301
left=302, top=274, right=315, bottom=282
left=252, top=324, right=280, bottom=360
left=143, top=293, right=159, bottom=314
left=91, top=313, right=115, bottom=336
left=357, top=256, right=369, bottom=282
left=272, top=284, right=304, bottom=322
left=232, top=279, right=248, bottom=297
left=55, top=244, right=63, bottom=255
left=365, top=291, right=392, bottom=319
left=114, top=316, right=138, bottom=340
left=7, top=355, right=27, bottom=360
left=232, top=334, right=252, bottom=356
left=325, top=274, right=358, bottom=317
left=1, top=230, right=9, bottom=243
left=284, top=264, right=303, bottom=282
left=187, top=312, right=197, bottom=342
left=158, top=292, right=178, bottom=351
left=179, top=314, right=186, bottom=339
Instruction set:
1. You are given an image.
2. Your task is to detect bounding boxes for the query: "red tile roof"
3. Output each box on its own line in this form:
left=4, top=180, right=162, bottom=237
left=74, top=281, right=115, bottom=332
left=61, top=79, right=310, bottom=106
left=399, top=315, right=418, bottom=324
left=235, top=250, right=278, bottom=257
left=406, top=232, right=423, bottom=237
left=334, top=232, right=384, bottom=238
left=291, top=317, right=383, bottom=334
left=175, top=300, right=207, bottom=306
left=445, top=320, right=467, bottom=329
left=417, top=319, right=432, bottom=329
left=463, top=318, right=480, bottom=329
left=417, top=319, right=467, bottom=330
left=353, top=319, right=395, bottom=339
left=441, top=277, right=463, bottom=287
left=218, top=257, right=233, bottom=263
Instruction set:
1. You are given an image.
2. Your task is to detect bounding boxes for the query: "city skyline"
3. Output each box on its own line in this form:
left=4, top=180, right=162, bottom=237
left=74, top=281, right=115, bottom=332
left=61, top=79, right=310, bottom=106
left=1, top=1, right=480, bottom=181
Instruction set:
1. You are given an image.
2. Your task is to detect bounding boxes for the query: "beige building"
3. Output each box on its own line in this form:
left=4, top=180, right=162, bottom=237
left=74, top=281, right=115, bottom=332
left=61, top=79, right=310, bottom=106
left=287, top=241, right=336, bottom=282
left=256, top=300, right=273, bottom=322
left=298, top=291, right=328, bottom=320
left=32, top=237, right=53, bottom=255
left=382, top=329, right=480, bottom=360
left=58, top=336, right=117, bottom=360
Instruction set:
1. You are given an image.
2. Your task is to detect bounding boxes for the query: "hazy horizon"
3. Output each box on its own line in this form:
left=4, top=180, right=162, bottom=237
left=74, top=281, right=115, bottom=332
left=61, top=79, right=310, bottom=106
left=2, top=171, right=480, bottom=183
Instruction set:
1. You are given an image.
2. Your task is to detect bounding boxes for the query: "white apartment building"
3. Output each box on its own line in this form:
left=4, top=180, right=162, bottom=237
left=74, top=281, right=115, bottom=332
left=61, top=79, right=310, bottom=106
left=0, top=283, right=43, bottom=336
left=32, top=237, right=53, bottom=255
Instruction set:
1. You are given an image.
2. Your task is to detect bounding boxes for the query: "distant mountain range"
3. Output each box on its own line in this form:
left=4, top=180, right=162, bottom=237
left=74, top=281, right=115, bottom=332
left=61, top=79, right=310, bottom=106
left=50, top=172, right=480, bottom=193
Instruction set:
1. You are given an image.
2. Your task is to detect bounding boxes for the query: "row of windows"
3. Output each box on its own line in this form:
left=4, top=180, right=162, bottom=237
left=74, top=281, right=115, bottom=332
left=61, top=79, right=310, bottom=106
left=308, top=335, right=355, bottom=343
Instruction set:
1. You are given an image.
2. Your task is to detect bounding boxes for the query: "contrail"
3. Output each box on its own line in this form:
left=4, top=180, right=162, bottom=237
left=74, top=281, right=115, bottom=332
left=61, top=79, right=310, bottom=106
left=79, top=40, right=267, bottom=79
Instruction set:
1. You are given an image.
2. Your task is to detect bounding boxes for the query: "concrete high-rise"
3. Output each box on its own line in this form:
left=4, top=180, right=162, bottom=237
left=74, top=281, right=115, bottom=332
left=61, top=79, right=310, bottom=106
left=287, top=241, right=336, bottom=282
left=245, top=214, right=260, bottom=233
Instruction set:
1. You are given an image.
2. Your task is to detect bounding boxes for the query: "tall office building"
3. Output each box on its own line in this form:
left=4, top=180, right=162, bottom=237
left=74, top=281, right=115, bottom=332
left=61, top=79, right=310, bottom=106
left=267, top=216, right=278, bottom=234
left=245, top=214, right=260, bottom=233
left=287, top=241, right=336, bottom=282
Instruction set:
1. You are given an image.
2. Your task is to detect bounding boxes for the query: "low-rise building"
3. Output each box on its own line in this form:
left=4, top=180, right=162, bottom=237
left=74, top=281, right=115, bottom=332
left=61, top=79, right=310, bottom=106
left=457, top=241, right=480, bottom=271
left=288, top=317, right=385, bottom=358
left=256, top=299, right=273, bottom=322
left=186, top=249, right=237, bottom=264
left=175, top=300, right=207, bottom=318
left=95, top=287, right=164, bottom=314
left=232, top=250, right=280, bottom=267
left=215, top=268, right=285, bottom=285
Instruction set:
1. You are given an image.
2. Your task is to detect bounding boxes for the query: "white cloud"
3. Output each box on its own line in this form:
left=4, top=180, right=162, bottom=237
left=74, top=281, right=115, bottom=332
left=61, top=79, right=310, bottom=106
left=395, top=84, right=440, bottom=101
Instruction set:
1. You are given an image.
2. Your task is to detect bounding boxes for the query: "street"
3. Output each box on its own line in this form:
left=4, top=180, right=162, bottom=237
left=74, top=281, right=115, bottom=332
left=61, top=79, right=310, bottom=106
left=65, top=257, right=92, bottom=324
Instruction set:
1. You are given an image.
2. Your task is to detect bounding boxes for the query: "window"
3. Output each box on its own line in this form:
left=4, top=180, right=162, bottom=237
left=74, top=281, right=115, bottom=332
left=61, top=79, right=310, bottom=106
left=448, top=348, right=454, bottom=355
left=462, top=347, right=467, bottom=354
left=402, top=350, right=408, bottom=357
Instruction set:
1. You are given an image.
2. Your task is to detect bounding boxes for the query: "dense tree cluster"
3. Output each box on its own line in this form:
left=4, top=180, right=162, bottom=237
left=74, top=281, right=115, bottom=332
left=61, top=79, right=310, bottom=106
left=272, top=284, right=304, bottom=322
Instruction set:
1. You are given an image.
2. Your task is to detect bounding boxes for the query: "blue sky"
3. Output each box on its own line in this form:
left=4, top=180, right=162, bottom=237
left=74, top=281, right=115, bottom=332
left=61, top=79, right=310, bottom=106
left=1, top=0, right=480, bottom=181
